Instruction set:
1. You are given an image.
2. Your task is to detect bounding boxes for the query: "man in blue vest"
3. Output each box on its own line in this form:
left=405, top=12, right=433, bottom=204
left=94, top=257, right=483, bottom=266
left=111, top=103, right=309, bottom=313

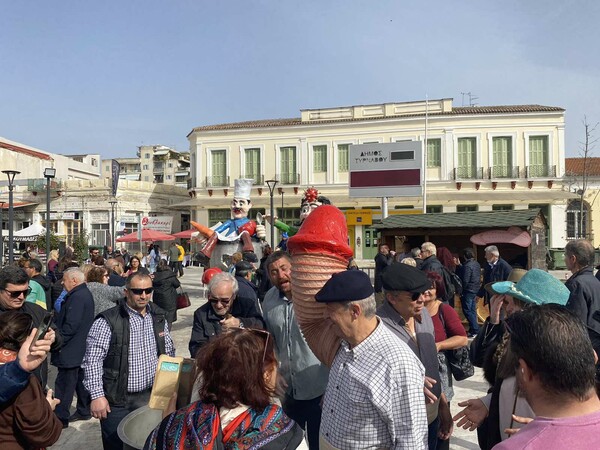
left=82, top=272, right=175, bottom=449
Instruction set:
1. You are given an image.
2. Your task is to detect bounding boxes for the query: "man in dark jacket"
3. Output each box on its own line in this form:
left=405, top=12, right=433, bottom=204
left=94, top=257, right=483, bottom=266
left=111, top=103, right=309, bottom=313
left=189, top=272, right=265, bottom=357
left=0, top=265, right=62, bottom=387
left=456, top=248, right=482, bottom=337
left=51, top=267, right=95, bottom=427
left=564, top=239, right=600, bottom=379
left=420, top=242, right=444, bottom=275
left=374, top=244, right=394, bottom=305
left=234, top=260, right=260, bottom=312
left=478, top=245, right=512, bottom=302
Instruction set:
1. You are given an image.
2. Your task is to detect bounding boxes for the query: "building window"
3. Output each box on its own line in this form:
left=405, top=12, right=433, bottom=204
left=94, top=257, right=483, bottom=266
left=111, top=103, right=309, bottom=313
left=143, top=165, right=149, bottom=170
left=168, top=163, right=173, bottom=168
left=492, top=137, right=513, bottom=178
left=280, top=146, right=297, bottom=184
left=566, top=200, right=590, bottom=239
left=492, top=204, right=514, bottom=211
left=457, top=204, right=478, bottom=212
left=529, top=136, right=549, bottom=177
left=313, top=145, right=327, bottom=173
left=211, top=150, right=227, bottom=186
left=426, top=205, right=442, bottom=213
left=105, top=166, right=110, bottom=172
left=144, top=176, right=149, bottom=181
left=208, top=209, right=231, bottom=227
left=145, top=153, right=150, bottom=159
left=276, top=207, right=301, bottom=227
left=427, top=139, right=441, bottom=168
left=166, top=175, right=172, bottom=180
left=245, top=148, right=262, bottom=184
left=91, top=158, right=97, bottom=167
left=338, top=144, right=349, bottom=172
left=457, top=137, right=477, bottom=178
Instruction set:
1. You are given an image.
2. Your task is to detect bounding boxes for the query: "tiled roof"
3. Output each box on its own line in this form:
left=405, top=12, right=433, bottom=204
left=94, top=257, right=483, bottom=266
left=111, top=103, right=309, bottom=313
left=373, top=208, right=542, bottom=230
left=190, top=105, right=564, bottom=133
left=565, top=158, right=600, bottom=176
left=0, top=140, right=53, bottom=161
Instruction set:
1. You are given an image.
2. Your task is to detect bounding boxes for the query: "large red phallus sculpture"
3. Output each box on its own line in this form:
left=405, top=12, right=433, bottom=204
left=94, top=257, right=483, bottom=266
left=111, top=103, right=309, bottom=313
left=287, top=205, right=353, bottom=366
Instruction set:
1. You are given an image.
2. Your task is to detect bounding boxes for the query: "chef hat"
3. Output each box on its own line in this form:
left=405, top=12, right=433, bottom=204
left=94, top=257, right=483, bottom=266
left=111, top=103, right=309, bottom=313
left=234, top=178, right=254, bottom=200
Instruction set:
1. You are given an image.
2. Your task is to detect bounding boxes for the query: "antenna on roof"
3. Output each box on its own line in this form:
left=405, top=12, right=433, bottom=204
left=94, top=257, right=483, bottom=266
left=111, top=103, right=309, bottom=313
left=461, top=92, right=479, bottom=107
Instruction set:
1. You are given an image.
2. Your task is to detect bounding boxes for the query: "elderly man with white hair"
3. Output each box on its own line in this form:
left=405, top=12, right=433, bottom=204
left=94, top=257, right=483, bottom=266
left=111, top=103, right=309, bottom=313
left=188, top=272, right=265, bottom=357
left=478, top=245, right=512, bottom=303
left=51, top=267, right=95, bottom=428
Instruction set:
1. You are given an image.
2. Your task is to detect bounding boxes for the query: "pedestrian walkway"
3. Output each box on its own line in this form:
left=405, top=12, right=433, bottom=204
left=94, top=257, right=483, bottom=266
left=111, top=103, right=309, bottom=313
left=50, top=266, right=487, bottom=449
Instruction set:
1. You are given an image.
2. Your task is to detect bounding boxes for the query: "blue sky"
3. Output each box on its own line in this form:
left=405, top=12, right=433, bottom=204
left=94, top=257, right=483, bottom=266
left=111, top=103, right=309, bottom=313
left=1, top=1, right=598, bottom=158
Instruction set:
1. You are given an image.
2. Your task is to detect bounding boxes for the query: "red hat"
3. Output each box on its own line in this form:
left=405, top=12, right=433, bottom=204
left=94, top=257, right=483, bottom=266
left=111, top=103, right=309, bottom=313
left=202, top=267, right=222, bottom=285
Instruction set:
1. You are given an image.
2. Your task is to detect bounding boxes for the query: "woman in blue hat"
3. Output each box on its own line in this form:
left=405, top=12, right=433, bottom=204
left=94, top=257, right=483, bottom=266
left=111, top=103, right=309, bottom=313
left=453, top=269, right=571, bottom=449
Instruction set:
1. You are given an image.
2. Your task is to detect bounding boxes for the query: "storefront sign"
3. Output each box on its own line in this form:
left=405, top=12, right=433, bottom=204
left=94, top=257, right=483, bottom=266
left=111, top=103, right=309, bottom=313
left=141, top=215, right=173, bottom=233
left=345, top=209, right=373, bottom=226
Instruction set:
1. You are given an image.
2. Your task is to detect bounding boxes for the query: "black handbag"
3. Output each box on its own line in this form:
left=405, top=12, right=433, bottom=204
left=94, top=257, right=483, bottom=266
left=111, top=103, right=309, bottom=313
left=438, top=304, right=475, bottom=381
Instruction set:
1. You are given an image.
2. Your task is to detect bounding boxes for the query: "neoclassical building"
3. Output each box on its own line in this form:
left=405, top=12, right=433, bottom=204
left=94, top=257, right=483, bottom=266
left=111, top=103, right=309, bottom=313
left=184, top=98, right=574, bottom=261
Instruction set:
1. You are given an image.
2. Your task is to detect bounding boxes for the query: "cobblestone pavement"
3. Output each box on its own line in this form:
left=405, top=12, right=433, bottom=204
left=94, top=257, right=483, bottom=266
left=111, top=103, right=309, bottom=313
left=49, top=266, right=487, bottom=449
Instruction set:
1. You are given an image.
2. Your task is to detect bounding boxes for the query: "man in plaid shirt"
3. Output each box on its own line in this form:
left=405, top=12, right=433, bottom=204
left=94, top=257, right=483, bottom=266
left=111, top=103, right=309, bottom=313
left=83, top=272, right=175, bottom=449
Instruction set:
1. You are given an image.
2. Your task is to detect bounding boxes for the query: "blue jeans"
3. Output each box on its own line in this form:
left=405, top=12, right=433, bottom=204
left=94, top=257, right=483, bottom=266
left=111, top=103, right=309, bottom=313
left=100, top=389, right=151, bottom=450
left=461, top=292, right=479, bottom=334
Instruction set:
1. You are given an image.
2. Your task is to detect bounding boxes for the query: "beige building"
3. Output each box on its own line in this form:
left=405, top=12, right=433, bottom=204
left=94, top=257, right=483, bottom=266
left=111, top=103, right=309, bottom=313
left=102, top=145, right=191, bottom=188
left=185, top=99, right=574, bottom=261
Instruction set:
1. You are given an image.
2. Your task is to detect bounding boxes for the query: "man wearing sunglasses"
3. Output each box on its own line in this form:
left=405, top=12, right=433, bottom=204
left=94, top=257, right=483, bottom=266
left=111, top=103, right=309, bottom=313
left=0, top=265, right=62, bottom=388
left=189, top=271, right=264, bottom=358
left=83, top=272, right=175, bottom=449
left=378, top=263, right=452, bottom=449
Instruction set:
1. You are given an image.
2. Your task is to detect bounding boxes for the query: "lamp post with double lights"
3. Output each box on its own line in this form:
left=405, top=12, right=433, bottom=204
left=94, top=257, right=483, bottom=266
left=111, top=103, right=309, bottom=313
left=266, top=179, right=278, bottom=249
left=2, top=170, right=20, bottom=264
left=108, top=198, right=117, bottom=252
left=44, top=168, right=56, bottom=264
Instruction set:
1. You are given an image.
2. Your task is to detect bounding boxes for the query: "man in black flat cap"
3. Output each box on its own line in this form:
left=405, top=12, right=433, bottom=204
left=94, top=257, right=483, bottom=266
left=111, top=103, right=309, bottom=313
left=316, top=270, right=427, bottom=450
left=377, top=263, right=453, bottom=449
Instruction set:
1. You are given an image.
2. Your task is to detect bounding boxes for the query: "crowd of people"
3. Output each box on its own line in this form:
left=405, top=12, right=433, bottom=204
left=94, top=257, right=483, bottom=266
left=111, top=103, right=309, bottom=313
left=2, top=236, right=600, bottom=449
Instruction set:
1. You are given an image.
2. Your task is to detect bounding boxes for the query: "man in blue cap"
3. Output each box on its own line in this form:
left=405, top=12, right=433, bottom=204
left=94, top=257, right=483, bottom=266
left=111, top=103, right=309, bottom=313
left=315, top=270, right=427, bottom=450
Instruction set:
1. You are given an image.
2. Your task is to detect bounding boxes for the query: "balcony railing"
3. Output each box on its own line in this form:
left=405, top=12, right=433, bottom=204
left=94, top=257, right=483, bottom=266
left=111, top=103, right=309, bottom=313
left=452, top=167, right=484, bottom=180
left=527, top=165, right=556, bottom=178
left=488, top=166, right=520, bottom=179
left=204, top=176, right=230, bottom=187
left=276, top=173, right=300, bottom=185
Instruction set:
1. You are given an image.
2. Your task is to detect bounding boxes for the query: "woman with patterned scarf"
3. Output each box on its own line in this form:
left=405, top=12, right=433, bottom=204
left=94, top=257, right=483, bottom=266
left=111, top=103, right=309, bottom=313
left=144, top=328, right=307, bottom=449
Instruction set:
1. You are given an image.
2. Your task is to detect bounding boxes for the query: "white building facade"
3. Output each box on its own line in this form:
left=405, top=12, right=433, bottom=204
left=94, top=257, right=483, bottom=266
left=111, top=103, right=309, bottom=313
left=186, top=99, right=572, bottom=261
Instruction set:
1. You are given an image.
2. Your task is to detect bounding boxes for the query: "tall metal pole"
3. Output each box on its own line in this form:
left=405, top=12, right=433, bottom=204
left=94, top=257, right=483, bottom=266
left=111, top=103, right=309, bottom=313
left=266, top=180, right=278, bottom=249
left=109, top=199, right=117, bottom=251
left=2, top=170, right=20, bottom=264
left=46, top=177, right=51, bottom=264
left=8, top=186, right=13, bottom=264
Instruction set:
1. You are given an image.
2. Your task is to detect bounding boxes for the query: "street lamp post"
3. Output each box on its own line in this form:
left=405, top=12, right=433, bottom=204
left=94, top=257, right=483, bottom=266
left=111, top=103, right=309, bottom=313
left=44, top=168, right=56, bottom=265
left=2, top=170, right=20, bottom=264
left=0, top=201, right=4, bottom=267
left=266, top=179, right=278, bottom=249
left=108, top=198, right=117, bottom=252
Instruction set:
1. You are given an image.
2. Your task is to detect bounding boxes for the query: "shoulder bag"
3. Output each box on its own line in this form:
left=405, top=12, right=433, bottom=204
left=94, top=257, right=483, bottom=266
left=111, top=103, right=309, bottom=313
left=176, top=286, right=191, bottom=309
left=438, top=303, right=474, bottom=381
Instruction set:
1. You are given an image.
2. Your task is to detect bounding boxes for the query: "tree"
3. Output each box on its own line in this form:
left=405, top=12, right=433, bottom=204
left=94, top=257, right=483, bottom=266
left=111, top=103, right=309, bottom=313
left=578, top=117, right=599, bottom=239
left=71, top=230, right=90, bottom=264
left=35, top=231, right=62, bottom=254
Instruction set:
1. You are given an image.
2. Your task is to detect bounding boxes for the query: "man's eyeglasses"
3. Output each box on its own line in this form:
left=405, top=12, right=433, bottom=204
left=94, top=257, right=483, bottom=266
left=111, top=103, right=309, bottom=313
left=129, top=287, right=153, bottom=295
left=410, top=291, right=425, bottom=301
left=3, top=288, right=32, bottom=299
left=208, top=295, right=233, bottom=306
